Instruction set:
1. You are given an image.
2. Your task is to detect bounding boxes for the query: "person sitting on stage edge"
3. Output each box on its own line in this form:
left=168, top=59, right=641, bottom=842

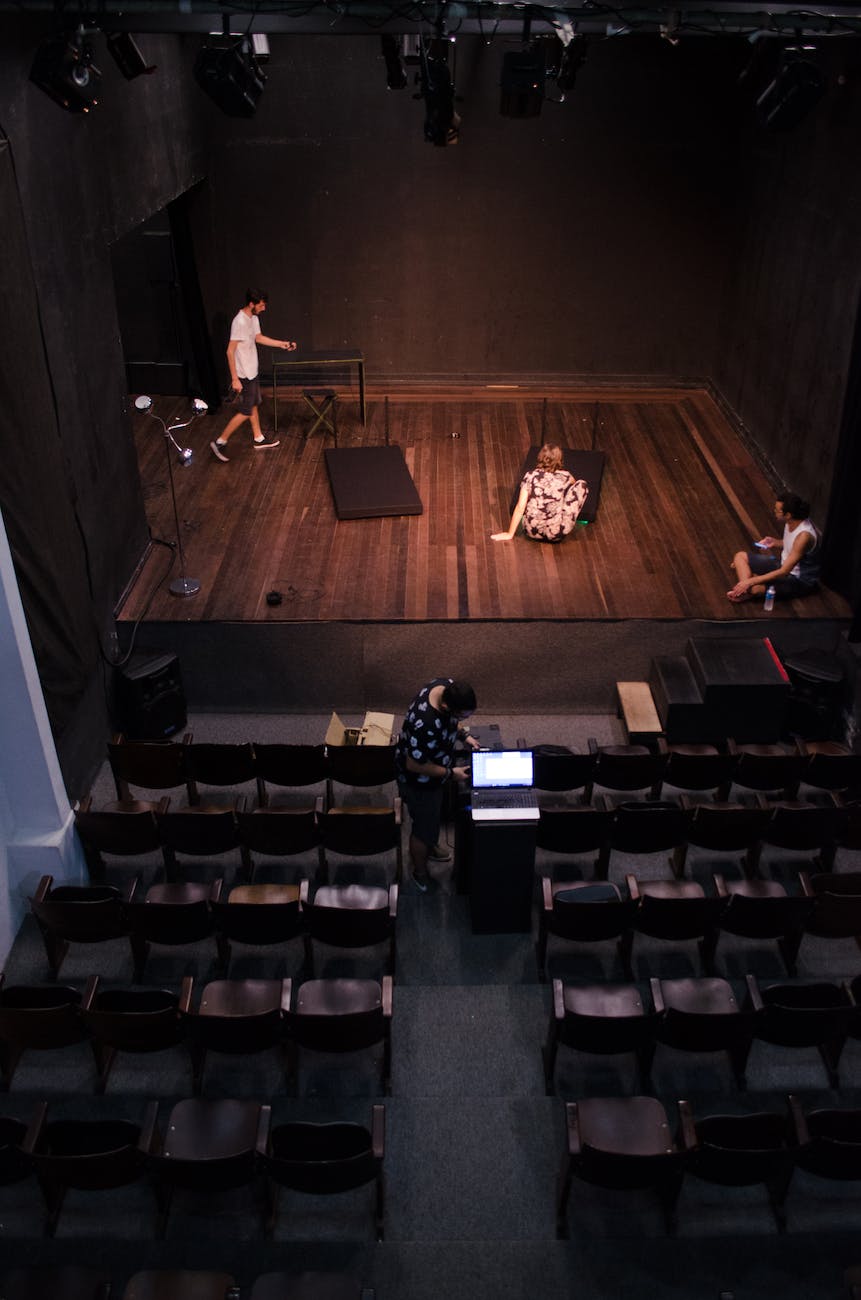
left=491, top=442, right=589, bottom=543
left=727, top=492, right=821, bottom=603
left=395, top=677, right=480, bottom=892
left=210, top=287, right=296, bottom=461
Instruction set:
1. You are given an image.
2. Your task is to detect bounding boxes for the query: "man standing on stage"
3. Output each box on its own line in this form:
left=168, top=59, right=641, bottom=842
left=396, top=677, right=480, bottom=891
left=210, top=288, right=297, bottom=461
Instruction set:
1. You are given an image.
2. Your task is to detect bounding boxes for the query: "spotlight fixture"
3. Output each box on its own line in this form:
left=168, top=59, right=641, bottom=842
left=134, top=395, right=208, bottom=597
left=106, top=32, right=156, bottom=81
left=251, top=34, right=270, bottom=63
left=554, top=35, right=587, bottom=98
left=418, top=37, right=459, bottom=146
left=194, top=35, right=266, bottom=118
left=30, top=27, right=101, bottom=114
left=381, top=34, right=408, bottom=90
left=756, top=45, right=825, bottom=130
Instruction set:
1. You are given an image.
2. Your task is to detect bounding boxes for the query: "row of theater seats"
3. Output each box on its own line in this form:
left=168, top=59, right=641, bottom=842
left=104, top=724, right=861, bottom=799
left=555, top=1092, right=861, bottom=1237
left=106, top=734, right=861, bottom=808
left=6, top=1086, right=861, bottom=1246
left=106, top=735, right=396, bottom=809
left=536, top=795, right=858, bottom=879
left=537, top=870, right=861, bottom=980
left=0, top=1270, right=373, bottom=1300
left=73, top=799, right=403, bottom=884
left=75, top=788, right=858, bottom=896
left=539, top=737, right=861, bottom=803
left=542, top=972, right=861, bottom=1093
left=29, top=877, right=398, bottom=980
left=0, top=972, right=393, bottom=1093
left=0, top=1097, right=385, bottom=1238
left=57, top=845, right=860, bottom=990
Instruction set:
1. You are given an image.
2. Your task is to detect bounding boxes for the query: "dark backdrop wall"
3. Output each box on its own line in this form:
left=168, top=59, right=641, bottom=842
left=190, top=29, right=861, bottom=570
left=190, top=34, right=744, bottom=384
left=0, top=24, right=208, bottom=792
left=714, top=42, right=861, bottom=525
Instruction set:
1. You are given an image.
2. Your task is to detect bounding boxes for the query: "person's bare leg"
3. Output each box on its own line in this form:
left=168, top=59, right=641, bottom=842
left=728, top=549, right=766, bottom=601
left=217, top=411, right=248, bottom=447
left=249, top=404, right=264, bottom=440
left=731, top=550, right=752, bottom=581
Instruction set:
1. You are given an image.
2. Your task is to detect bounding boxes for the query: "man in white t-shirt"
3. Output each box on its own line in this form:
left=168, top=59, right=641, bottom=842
left=210, top=288, right=296, bottom=461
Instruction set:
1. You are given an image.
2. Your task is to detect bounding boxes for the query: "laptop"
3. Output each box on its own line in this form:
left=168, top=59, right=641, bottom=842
left=470, top=749, right=540, bottom=822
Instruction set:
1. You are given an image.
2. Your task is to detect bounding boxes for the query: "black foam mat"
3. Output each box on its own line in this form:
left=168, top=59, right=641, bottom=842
left=324, top=445, right=423, bottom=519
left=511, top=447, right=606, bottom=523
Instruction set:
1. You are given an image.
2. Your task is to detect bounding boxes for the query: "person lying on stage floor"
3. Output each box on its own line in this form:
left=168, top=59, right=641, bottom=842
left=395, top=678, right=480, bottom=892
left=727, top=492, right=821, bottom=603
left=490, top=442, right=589, bottom=543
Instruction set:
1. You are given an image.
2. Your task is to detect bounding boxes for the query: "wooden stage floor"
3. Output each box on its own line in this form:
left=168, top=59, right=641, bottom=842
left=119, top=386, right=850, bottom=626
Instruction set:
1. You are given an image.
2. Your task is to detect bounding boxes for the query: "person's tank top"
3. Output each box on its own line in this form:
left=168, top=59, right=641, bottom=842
left=781, top=519, right=820, bottom=585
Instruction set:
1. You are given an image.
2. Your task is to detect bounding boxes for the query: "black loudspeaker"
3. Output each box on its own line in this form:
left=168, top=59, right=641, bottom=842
left=782, top=648, right=846, bottom=740
left=686, top=636, right=790, bottom=743
left=115, top=650, right=187, bottom=740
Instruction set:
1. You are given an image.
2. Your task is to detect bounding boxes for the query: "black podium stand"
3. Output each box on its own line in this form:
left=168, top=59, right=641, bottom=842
left=468, top=819, right=537, bottom=934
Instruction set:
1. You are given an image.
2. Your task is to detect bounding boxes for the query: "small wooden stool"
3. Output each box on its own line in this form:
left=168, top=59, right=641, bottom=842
left=302, top=388, right=338, bottom=442
left=616, top=681, right=663, bottom=745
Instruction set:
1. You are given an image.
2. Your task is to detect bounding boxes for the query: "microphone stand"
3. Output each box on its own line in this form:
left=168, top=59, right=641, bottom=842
left=135, top=396, right=207, bottom=597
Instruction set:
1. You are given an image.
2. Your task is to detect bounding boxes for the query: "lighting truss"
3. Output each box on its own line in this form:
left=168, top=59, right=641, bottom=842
left=11, top=1, right=861, bottom=38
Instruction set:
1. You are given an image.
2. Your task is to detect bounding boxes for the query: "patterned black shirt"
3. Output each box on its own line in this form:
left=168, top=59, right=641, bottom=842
left=395, top=677, right=460, bottom=788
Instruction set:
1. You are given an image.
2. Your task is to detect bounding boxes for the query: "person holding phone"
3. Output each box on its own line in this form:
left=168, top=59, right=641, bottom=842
left=727, top=493, right=820, bottom=602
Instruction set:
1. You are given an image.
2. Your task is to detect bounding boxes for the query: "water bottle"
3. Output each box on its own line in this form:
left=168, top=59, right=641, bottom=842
left=764, top=584, right=776, bottom=612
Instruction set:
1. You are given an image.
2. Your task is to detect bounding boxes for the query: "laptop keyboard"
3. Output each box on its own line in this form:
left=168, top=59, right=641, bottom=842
left=471, top=790, right=537, bottom=810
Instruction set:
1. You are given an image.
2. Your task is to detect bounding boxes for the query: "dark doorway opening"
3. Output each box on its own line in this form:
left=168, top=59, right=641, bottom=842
left=111, top=187, right=219, bottom=406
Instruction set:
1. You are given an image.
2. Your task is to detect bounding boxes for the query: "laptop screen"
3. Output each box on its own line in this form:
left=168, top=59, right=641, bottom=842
left=471, top=749, right=534, bottom=790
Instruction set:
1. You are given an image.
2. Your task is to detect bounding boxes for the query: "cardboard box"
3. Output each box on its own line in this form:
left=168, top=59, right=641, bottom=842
left=325, top=711, right=395, bottom=747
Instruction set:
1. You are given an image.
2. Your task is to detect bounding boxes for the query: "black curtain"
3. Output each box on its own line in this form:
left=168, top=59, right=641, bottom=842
left=169, top=187, right=221, bottom=410
left=821, top=288, right=861, bottom=640
left=0, top=134, right=98, bottom=738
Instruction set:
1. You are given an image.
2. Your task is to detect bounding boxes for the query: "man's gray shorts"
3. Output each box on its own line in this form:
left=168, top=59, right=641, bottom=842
left=237, top=376, right=261, bottom=415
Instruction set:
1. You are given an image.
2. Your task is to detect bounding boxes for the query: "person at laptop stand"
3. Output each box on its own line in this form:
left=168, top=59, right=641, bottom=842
left=395, top=678, right=479, bottom=892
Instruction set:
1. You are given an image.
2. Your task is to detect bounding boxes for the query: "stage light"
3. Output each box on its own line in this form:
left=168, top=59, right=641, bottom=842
left=381, top=34, right=408, bottom=90
left=418, top=38, right=459, bottom=145
left=30, top=27, right=101, bottom=114
left=756, top=45, right=825, bottom=129
left=194, top=36, right=266, bottom=118
left=106, top=31, right=156, bottom=81
left=555, top=36, right=587, bottom=98
left=135, top=395, right=208, bottom=597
